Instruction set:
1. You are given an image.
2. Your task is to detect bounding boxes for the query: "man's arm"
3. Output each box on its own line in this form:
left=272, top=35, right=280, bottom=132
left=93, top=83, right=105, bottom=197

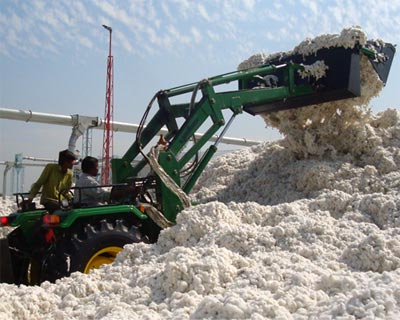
left=77, top=175, right=110, bottom=204
left=63, top=171, right=74, bottom=199
left=93, top=182, right=111, bottom=203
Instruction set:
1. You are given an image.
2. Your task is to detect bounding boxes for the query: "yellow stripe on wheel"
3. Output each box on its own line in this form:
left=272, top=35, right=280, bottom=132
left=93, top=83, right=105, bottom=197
left=84, top=246, right=122, bottom=274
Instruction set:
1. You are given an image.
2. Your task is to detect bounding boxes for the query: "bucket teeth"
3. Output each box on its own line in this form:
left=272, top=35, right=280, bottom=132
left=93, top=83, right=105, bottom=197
left=365, top=41, right=396, bottom=85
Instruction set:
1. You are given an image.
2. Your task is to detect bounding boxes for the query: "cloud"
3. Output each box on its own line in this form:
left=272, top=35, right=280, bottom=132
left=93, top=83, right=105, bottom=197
left=167, top=24, right=190, bottom=46
left=115, top=31, right=134, bottom=54
left=78, top=36, right=93, bottom=49
left=29, top=35, right=41, bottom=47
left=173, top=0, right=192, bottom=19
left=93, top=0, right=132, bottom=27
left=243, top=0, right=256, bottom=11
left=191, top=27, right=202, bottom=44
left=70, top=1, right=95, bottom=24
left=145, top=26, right=163, bottom=47
left=10, top=12, right=25, bottom=32
left=0, top=0, right=98, bottom=58
left=1, top=0, right=399, bottom=62
left=207, top=30, right=220, bottom=41
left=300, top=0, right=318, bottom=15
left=161, top=2, right=173, bottom=20
left=197, top=3, right=211, bottom=22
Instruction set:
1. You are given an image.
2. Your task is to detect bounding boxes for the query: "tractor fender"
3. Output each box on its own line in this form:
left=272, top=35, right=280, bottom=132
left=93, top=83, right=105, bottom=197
left=59, top=205, right=148, bottom=228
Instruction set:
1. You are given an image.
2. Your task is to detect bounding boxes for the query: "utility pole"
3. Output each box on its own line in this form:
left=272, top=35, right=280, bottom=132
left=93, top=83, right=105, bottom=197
left=100, top=24, right=114, bottom=184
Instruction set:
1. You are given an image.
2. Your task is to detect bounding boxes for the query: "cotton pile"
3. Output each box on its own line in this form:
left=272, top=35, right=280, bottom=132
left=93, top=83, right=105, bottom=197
left=0, top=26, right=399, bottom=319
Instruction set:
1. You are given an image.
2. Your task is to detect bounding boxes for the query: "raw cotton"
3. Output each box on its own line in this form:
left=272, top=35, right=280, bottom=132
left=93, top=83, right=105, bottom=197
left=0, top=197, right=17, bottom=238
left=1, top=26, right=399, bottom=319
left=238, top=26, right=384, bottom=160
left=297, top=60, right=329, bottom=81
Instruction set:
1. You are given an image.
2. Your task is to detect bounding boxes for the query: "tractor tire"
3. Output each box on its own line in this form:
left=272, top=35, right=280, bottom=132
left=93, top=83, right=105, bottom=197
left=40, top=218, right=146, bottom=283
left=4, top=227, right=40, bottom=286
left=0, top=238, right=15, bottom=284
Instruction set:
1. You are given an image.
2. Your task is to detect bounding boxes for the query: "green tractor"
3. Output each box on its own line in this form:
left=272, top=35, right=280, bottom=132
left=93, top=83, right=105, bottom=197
left=0, top=40, right=395, bottom=285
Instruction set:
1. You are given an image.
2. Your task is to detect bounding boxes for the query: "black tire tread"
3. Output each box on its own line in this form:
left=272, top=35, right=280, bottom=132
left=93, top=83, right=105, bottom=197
left=40, top=217, right=145, bottom=283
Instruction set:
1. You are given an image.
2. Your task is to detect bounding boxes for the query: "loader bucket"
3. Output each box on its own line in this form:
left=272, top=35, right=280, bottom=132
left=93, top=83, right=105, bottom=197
left=241, top=41, right=395, bottom=115
left=0, top=238, right=14, bottom=284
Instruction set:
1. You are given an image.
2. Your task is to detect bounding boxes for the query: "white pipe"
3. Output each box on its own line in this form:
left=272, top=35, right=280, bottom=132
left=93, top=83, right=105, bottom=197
left=68, top=115, right=99, bottom=152
left=14, top=163, right=53, bottom=167
left=22, top=156, right=56, bottom=162
left=2, top=162, right=13, bottom=199
left=0, top=108, right=73, bottom=125
left=0, top=108, right=261, bottom=147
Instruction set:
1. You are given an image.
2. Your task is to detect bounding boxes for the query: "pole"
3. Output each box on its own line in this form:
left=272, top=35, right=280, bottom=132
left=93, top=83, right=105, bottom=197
left=101, top=25, right=114, bottom=184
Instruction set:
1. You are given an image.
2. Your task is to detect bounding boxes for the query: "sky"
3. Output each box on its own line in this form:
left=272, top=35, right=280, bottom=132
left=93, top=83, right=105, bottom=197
left=0, top=0, right=399, bottom=195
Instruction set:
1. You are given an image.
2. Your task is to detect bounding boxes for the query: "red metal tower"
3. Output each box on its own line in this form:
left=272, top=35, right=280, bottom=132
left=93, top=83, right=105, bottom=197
left=100, top=25, right=114, bottom=184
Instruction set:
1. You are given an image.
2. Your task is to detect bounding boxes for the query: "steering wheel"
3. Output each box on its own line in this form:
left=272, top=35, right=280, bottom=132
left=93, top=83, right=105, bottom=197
left=18, top=193, right=35, bottom=212
left=59, top=190, right=74, bottom=210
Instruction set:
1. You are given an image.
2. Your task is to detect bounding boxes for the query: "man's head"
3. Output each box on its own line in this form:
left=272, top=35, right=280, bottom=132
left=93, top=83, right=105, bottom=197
left=81, top=156, right=99, bottom=177
left=58, top=149, right=78, bottom=171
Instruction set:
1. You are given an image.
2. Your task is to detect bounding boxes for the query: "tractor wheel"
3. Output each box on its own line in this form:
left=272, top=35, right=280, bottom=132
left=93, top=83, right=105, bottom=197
left=4, top=228, right=42, bottom=285
left=40, top=218, right=146, bottom=283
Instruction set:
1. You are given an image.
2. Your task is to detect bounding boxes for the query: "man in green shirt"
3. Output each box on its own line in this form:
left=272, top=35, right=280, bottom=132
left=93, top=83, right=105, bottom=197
left=26, top=149, right=77, bottom=212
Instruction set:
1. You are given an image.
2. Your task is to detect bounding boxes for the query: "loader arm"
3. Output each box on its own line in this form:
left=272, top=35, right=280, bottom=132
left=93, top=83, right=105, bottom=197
left=112, top=63, right=312, bottom=184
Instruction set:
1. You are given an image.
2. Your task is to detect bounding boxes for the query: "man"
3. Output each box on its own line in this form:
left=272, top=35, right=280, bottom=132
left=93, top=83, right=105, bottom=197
left=75, top=156, right=110, bottom=206
left=26, top=149, right=77, bottom=212
left=76, top=156, right=136, bottom=207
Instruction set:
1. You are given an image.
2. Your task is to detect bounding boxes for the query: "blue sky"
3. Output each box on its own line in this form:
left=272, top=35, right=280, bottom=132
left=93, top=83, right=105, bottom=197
left=0, top=0, right=399, bottom=194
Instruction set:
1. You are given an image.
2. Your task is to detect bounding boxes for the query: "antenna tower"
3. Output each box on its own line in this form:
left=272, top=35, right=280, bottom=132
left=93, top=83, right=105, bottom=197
left=101, top=25, right=114, bottom=184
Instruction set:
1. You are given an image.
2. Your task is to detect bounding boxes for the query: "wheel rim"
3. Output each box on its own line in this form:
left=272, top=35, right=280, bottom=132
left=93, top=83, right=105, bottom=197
left=27, top=259, right=40, bottom=285
left=83, top=246, right=122, bottom=273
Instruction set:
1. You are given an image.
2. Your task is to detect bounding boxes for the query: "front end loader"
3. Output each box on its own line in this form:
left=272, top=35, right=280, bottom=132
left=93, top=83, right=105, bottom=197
left=0, top=37, right=395, bottom=285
